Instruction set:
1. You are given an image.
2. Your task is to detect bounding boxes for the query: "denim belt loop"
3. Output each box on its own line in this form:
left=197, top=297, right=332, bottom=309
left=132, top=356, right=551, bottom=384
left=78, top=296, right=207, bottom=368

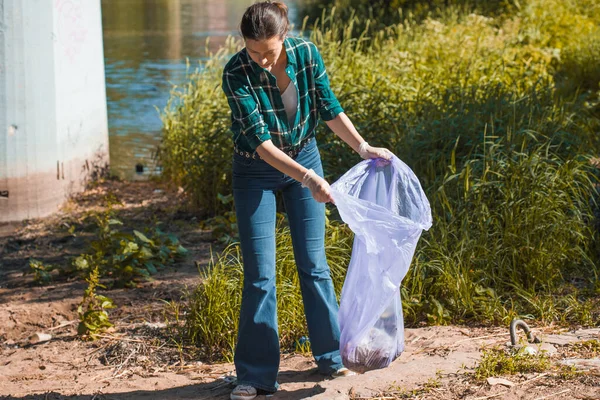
left=234, top=137, right=313, bottom=160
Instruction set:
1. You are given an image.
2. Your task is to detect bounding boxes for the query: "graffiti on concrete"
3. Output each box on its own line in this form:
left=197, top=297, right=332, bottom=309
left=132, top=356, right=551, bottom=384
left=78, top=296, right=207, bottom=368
left=54, top=0, right=88, bottom=63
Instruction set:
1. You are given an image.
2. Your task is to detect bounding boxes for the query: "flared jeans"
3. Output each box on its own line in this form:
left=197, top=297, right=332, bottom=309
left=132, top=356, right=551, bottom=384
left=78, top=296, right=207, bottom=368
left=232, top=138, right=343, bottom=392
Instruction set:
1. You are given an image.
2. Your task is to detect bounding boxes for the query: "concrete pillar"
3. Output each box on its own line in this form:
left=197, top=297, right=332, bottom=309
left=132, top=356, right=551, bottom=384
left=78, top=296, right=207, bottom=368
left=0, top=0, right=109, bottom=222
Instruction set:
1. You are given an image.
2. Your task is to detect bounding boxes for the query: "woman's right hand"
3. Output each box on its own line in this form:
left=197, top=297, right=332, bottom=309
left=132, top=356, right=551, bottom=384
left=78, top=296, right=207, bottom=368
left=302, top=169, right=334, bottom=203
left=358, top=141, right=393, bottom=160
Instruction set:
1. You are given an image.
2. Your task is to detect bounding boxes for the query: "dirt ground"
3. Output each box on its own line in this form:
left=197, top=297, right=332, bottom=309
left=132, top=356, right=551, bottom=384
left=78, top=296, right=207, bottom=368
left=1, top=180, right=599, bottom=399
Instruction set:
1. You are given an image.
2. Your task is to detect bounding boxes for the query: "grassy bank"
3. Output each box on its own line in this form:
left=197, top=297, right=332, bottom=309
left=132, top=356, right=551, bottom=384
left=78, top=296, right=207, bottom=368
left=159, top=0, right=600, bottom=359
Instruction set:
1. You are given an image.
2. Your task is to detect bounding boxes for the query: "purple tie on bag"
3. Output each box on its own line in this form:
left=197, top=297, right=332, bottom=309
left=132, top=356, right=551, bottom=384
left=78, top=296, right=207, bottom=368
left=331, top=156, right=432, bottom=373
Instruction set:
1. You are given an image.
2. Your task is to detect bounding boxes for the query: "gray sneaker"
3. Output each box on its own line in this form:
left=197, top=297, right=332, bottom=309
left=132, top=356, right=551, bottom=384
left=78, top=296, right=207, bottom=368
left=230, top=384, right=257, bottom=400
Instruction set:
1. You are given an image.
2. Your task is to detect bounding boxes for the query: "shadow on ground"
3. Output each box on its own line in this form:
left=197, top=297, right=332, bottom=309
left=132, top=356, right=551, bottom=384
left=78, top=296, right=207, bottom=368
left=0, top=374, right=327, bottom=399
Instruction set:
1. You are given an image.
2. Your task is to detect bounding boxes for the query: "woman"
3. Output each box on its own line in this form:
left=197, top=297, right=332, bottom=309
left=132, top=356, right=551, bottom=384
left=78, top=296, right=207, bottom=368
left=222, top=2, right=393, bottom=399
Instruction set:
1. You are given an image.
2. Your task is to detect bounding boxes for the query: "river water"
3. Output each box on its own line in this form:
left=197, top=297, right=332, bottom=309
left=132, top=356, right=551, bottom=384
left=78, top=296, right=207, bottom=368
left=101, top=0, right=304, bottom=179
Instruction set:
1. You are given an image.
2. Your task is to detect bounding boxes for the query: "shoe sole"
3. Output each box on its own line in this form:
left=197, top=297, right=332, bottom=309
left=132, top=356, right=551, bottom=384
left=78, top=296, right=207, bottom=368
left=230, top=395, right=257, bottom=400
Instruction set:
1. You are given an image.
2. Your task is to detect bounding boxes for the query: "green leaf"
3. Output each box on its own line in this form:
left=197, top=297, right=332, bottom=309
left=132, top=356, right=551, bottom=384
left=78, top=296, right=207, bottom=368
left=77, top=322, right=88, bottom=336
left=123, top=241, right=139, bottom=254
left=144, top=262, right=158, bottom=275
left=217, top=193, right=233, bottom=205
left=74, top=256, right=89, bottom=270
left=166, top=233, right=179, bottom=244
left=135, top=267, right=151, bottom=277
left=101, top=300, right=114, bottom=309
left=134, top=230, right=154, bottom=245
left=139, top=246, right=154, bottom=259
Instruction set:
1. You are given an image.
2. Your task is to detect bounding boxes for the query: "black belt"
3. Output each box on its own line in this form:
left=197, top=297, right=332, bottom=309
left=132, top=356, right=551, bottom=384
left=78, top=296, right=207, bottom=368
left=234, top=137, right=313, bottom=160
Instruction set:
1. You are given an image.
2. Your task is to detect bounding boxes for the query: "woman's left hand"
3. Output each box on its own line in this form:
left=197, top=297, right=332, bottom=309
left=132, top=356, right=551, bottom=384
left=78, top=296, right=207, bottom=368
left=358, top=142, right=394, bottom=160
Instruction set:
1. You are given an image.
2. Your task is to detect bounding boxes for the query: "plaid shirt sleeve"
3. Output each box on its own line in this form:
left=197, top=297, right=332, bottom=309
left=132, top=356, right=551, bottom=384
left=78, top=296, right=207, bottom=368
left=222, top=71, right=272, bottom=150
left=309, top=43, right=344, bottom=121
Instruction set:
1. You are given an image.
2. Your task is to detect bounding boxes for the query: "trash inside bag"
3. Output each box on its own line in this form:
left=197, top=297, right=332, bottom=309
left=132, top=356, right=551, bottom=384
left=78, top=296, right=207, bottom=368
left=331, top=157, right=432, bottom=373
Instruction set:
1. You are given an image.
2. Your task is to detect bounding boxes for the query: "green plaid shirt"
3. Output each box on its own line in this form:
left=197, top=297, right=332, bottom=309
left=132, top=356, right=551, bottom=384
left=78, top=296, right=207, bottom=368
left=222, top=36, right=344, bottom=154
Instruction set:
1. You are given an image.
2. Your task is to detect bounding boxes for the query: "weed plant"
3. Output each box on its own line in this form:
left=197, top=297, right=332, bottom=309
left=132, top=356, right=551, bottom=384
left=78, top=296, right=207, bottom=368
left=26, top=213, right=187, bottom=288
left=73, top=208, right=188, bottom=338
left=569, top=339, right=600, bottom=359
left=25, top=259, right=61, bottom=285
left=71, top=203, right=188, bottom=288
left=474, top=346, right=552, bottom=380
left=22, top=197, right=188, bottom=339
left=77, top=264, right=116, bottom=339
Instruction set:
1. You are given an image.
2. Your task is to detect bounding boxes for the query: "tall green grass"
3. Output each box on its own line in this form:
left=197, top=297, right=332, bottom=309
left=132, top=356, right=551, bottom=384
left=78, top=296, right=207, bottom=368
left=160, top=0, right=600, bottom=359
left=309, top=6, right=600, bottom=181
left=158, top=39, right=239, bottom=216
left=404, top=140, right=599, bottom=325
left=298, top=0, right=521, bottom=33
left=184, top=217, right=352, bottom=361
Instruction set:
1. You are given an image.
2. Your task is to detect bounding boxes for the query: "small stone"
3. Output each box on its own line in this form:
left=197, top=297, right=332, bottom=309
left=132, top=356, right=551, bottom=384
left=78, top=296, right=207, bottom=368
left=543, top=334, right=581, bottom=346
left=559, top=358, right=600, bottom=372
left=143, top=321, right=166, bottom=329
left=487, top=377, right=515, bottom=387
left=537, top=342, right=557, bottom=356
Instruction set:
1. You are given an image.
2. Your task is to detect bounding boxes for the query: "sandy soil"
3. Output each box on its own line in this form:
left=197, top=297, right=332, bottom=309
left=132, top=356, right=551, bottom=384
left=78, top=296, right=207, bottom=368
left=1, top=181, right=598, bottom=400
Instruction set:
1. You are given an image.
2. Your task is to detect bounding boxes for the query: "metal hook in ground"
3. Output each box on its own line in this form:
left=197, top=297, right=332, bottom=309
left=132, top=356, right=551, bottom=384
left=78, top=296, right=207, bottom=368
left=509, top=319, right=541, bottom=346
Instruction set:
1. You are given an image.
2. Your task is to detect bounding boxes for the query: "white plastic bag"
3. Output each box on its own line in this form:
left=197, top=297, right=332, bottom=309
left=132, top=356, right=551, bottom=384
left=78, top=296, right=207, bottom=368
left=331, top=157, right=432, bottom=373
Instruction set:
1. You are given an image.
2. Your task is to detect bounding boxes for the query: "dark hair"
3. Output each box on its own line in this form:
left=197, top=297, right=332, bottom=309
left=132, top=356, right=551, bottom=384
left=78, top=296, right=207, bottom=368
left=240, top=1, right=289, bottom=41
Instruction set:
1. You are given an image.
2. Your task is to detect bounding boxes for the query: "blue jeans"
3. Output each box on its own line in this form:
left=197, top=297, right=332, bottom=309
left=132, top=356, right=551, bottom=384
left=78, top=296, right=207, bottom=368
left=232, top=138, right=343, bottom=392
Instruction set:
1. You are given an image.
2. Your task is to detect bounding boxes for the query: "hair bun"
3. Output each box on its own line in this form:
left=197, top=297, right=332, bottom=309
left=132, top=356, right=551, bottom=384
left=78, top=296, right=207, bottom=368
left=272, top=1, right=289, bottom=16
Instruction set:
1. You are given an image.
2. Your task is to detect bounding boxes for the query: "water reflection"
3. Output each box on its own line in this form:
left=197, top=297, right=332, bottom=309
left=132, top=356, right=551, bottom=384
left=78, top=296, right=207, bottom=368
left=102, top=0, right=302, bottom=179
